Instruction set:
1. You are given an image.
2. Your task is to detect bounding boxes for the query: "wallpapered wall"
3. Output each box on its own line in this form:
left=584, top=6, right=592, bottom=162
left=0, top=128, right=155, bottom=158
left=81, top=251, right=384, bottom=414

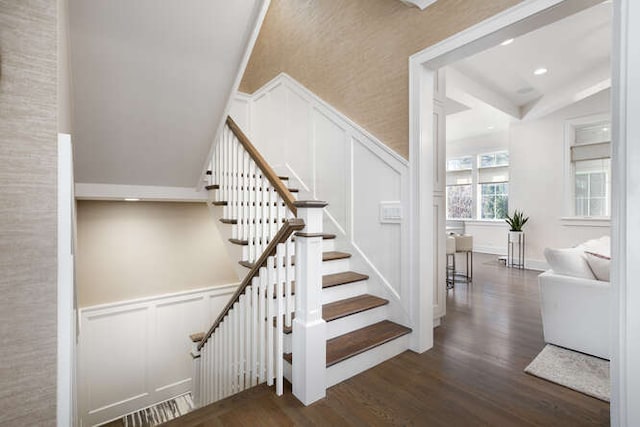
left=0, top=0, right=58, bottom=424
left=239, top=0, right=521, bottom=158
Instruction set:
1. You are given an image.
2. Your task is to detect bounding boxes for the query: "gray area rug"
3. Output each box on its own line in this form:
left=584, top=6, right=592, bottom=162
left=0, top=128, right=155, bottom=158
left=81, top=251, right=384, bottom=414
left=525, top=344, right=610, bottom=402
left=121, top=393, right=194, bottom=426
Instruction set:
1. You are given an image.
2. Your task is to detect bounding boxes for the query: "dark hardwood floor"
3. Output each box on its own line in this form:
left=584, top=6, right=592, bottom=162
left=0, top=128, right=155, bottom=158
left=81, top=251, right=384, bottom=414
left=159, top=253, right=609, bottom=426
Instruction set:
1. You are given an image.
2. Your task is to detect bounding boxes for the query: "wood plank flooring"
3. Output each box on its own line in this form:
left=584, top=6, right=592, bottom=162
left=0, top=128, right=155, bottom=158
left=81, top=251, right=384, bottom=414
left=161, top=253, right=609, bottom=426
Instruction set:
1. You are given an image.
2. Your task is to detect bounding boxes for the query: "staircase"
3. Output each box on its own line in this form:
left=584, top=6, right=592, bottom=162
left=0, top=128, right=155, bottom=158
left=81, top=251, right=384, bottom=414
left=192, top=116, right=411, bottom=409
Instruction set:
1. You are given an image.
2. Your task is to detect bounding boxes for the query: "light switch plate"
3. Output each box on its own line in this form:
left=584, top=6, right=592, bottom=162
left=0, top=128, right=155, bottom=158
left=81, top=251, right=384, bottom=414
left=379, top=201, right=402, bottom=223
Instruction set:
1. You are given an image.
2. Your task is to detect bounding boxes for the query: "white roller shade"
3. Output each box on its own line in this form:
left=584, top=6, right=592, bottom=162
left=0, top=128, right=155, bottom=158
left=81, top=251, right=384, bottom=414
left=571, top=142, right=611, bottom=162
left=478, top=165, right=509, bottom=184
left=446, top=170, right=472, bottom=185
left=575, top=122, right=611, bottom=145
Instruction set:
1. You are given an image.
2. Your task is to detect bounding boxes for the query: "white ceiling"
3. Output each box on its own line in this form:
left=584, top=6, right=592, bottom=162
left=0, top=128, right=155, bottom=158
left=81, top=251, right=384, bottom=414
left=446, top=1, right=611, bottom=142
left=69, top=0, right=266, bottom=187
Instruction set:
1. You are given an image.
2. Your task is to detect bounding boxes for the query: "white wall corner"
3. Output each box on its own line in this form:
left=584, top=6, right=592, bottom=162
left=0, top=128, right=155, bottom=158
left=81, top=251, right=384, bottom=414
left=399, top=0, right=437, bottom=10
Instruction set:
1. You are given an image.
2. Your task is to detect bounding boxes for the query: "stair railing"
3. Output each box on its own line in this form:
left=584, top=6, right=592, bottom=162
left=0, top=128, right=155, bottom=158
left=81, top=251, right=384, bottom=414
left=209, top=116, right=297, bottom=263
left=193, top=117, right=327, bottom=408
left=194, top=218, right=303, bottom=406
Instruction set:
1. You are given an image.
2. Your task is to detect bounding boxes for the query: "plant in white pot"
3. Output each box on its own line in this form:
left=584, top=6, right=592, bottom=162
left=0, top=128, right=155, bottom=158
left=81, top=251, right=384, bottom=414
left=505, top=209, right=529, bottom=233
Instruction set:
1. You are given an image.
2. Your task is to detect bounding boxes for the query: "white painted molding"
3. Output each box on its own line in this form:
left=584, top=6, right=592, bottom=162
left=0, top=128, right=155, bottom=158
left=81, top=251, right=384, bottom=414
left=473, top=245, right=506, bottom=256
left=399, top=0, right=437, bottom=10
left=75, top=183, right=208, bottom=202
left=235, top=73, right=412, bottom=329
left=462, top=219, right=508, bottom=228
left=560, top=217, right=611, bottom=227
left=525, top=259, right=549, bottom=272
left=57, top=134, right=75, bottom=427
left=248, top=73, right=409, bottom=167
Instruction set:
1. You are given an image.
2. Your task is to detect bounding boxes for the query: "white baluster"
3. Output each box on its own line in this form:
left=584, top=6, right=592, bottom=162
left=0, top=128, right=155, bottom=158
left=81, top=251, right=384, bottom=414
left=285, top=237, right=295, bottom=328
left=238, top=294, right=246, bottom=393
left=248, top=161, right=257, bottom=262
left=266, top=256, right=275, bottom=386
left=251, top=277, right=259, bottom=386
left=245, top=285, right=252, bottom=390
left=276, top=243, right=285, bottom=396
left=259, top=266, right=267, bottom=383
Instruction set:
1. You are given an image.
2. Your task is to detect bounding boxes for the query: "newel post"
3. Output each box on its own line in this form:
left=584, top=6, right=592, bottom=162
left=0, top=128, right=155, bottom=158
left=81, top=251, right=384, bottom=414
left=292, top=200, right=328, bottom=405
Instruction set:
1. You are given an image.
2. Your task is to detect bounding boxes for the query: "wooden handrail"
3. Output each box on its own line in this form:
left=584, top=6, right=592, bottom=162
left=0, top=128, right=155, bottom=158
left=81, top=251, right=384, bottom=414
left=226, top=116, right=298, bottom=216
left=197, top=218, right=305, bottom=351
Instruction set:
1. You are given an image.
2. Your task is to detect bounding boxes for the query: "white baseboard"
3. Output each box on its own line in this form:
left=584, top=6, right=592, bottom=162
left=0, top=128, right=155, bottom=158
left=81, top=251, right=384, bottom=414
left=473, top=245, right=507, bottom=256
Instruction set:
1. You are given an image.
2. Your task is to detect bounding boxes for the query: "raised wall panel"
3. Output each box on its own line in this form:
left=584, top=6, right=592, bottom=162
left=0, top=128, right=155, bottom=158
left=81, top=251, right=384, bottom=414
left=314, top=109, right=348, bottom=231
left=284, top=86, right=314, bottom=191
left=433, top=196, right=446, bottom=320
left=78, top=285, right=236, bottom=426
left=84, top=307, right=149, bottom=416
left=353, top=139, right=402, bottom=293
left=152, top=297, right=206, bottom=396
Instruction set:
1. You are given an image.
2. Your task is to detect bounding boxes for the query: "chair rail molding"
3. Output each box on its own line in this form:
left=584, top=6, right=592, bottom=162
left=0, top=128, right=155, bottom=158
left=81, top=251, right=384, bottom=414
left=231, top=73, right=412, bottom=329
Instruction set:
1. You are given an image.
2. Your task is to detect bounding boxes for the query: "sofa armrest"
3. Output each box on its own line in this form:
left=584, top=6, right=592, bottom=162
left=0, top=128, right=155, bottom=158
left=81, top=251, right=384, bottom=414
left=538, top=270, right=610, bottom=359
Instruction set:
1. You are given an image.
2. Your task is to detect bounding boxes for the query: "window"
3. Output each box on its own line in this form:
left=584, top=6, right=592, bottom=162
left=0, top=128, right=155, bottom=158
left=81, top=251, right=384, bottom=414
left=569, top=119, right=611, bottom=217
left=446, top=156, right=473, bottom=219
left=477, top=151, right=509, bottom=219
left=445, top=151, right=509, bottom=220
left=446, top=185, right=473, bottom=219
left=480, top=182, right=508, bottom=219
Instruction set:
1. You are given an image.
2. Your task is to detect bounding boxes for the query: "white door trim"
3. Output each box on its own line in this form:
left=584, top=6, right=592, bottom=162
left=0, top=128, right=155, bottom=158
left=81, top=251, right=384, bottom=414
left=408, top=1, right=632, bottom=424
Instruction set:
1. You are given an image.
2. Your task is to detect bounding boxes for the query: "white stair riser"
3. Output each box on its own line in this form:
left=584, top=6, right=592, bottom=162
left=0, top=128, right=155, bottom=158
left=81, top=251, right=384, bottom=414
left=326, top=334, right=409, bottom=388
left=322, top=258, right=350, bottom=275
left=282, top=303, right=388, bottom=351
left=326, top=305, right=389, bottom=340
left=322, top=239, right=335, bottom=252
left=322, top=280, right=367, bottom=305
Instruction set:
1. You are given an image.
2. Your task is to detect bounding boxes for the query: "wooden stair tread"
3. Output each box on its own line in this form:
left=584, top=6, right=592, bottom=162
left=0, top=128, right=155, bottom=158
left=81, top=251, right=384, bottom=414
left=322, top=251, right=351, bottom=261
left=322, top=271, right=369, bottom=288
left=229, top=238, right=248, bottom=246
left=211, top=201, right=227, bottom=206
left=323, top=295, right=388, bottom=322
left=205, top=184, right=219, bottom=190
left=283, top=320, right=411, bottom=366
left=326, top=320, right=410, bottom=366
left=239, top=251, right=351, bottom=269
left=220, top=218, right=237, bottom=224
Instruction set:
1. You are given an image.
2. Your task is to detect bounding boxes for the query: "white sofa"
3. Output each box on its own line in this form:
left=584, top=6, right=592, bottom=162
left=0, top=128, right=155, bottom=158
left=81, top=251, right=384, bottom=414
left=538, top=236, right=611, bottom=360
left=538, top=270, right=610, bottom=360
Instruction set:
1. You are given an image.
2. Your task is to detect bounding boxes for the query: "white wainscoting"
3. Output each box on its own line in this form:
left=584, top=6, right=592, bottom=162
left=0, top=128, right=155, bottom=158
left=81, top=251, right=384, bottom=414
left=78, top=284, right=237, bottom=427
left=231, top=73, right=412, bottom=326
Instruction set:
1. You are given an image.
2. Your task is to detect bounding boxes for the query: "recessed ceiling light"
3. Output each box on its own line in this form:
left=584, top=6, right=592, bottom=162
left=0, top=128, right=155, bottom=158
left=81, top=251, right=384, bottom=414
left=488, top=126, right=495, bottom=130
left=500, top=38, right=514, bottom=46
left=533, top=67, right=548, bottom=76
left=124, top=198, right=140, bottom=202
left=602, top=127, right=609, bottom=132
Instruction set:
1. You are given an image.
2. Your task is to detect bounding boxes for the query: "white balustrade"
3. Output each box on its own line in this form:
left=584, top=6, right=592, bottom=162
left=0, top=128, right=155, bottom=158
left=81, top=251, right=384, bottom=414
left=195, top=118, right=325, bottom=409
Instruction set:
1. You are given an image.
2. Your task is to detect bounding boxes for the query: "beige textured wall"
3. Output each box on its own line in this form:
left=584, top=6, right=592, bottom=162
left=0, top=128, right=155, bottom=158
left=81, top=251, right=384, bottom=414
left=240, top=0, right=521, bottom=158
left=0, top=0, right=58, bottom=425
left=76, top=201, right=238, bottom=307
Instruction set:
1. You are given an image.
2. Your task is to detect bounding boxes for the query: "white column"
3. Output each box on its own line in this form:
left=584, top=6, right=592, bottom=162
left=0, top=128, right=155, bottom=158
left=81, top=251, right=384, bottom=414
left=292, top=201, right=327, bottom=405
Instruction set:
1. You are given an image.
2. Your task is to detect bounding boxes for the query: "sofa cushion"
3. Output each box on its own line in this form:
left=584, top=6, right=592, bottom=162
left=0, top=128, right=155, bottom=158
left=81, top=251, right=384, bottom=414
left=544, top=247, right=596, bottom=280
left=585, top=251, right=611, bottom=281
left=579, top=235, right=610, bottom=258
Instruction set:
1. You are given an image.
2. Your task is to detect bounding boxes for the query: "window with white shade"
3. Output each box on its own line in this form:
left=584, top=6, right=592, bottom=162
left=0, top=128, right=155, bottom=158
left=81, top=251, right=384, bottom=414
left=569, top=120, right=611, bottom=217
left=445, top=151, right=509, bottom=220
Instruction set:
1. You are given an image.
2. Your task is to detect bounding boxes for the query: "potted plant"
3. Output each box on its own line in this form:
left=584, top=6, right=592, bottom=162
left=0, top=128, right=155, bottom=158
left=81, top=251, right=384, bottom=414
left=505, top=209, right=529, bottom=232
